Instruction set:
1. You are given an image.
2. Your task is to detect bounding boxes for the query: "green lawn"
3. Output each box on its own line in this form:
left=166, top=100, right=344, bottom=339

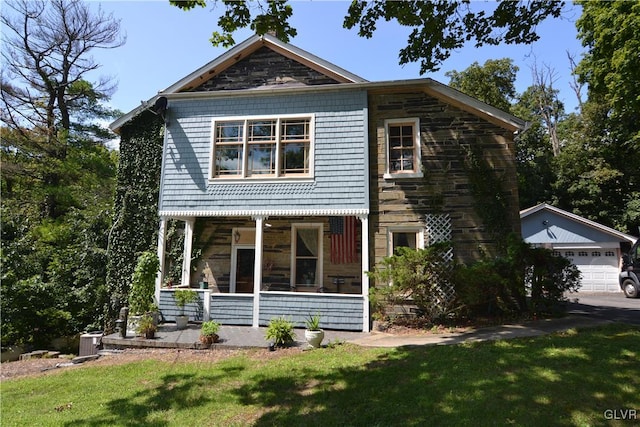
left=2, top=323, right=639, bottom=427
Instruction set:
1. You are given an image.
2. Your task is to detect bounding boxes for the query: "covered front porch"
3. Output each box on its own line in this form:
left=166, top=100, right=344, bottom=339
left=154, top=213, right=370, bottom=331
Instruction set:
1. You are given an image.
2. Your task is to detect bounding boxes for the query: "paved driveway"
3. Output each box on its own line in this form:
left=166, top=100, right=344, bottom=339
left=566, top=292, right=640, bottom=326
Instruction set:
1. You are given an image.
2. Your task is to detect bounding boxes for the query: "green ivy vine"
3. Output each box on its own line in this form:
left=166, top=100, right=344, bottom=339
left=461, top=142, right=510, bottom=250
left=105, top=110, right=164, bottom=329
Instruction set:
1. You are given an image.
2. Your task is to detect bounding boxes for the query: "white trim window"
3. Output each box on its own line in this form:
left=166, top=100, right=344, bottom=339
left=388, top=227, right=424, bottom=255
left=291, top=223, right=323, bottom=286
left=384, top=118, right=422, bottom=179
left=211, top=114, right=314, bottom=179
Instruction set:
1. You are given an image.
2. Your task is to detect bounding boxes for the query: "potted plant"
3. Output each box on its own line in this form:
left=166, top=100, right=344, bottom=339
left=173, top=289, right=199, bottom=330
left=199, top=320, right=221, bottom=348
left=127, top=251, right=160, bottom=334
left=136, top=313, right=157, bottom=339
left=265, top=316, right=295, bottom=348
left=304, top=313, right=324, bottom=348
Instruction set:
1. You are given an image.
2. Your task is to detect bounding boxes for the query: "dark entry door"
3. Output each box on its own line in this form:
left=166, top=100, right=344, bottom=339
left=235, top=248, right=255, bottom=293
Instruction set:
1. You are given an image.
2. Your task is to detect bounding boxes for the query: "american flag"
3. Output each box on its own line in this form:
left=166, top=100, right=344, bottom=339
left=329, top=216, right=358, bottom=264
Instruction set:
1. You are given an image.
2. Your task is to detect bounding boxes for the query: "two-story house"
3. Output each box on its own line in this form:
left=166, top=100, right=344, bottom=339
left=110, top=34, right=524, bottom=332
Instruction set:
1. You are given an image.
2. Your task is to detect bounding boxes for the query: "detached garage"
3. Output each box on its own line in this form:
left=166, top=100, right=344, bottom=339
left=520, top=203, right=637, bottom=293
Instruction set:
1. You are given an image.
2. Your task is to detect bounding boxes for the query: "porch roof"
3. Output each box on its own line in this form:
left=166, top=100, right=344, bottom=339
left=159, top=207, right=369, bottom=219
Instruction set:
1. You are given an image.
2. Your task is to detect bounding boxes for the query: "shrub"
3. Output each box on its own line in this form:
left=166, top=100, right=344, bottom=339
left=452, top=235, right=581, bottom=319
left=265, top=316, right=295, bottom=347
left=173, top=289, right=199, bottom=316
left=368, top=243, right=455, bottom=322
left=201, top=320, right=221, bottom=337
left=128, top=251, right=159, bottom=315
left=525, top=247, right=581, bottom=315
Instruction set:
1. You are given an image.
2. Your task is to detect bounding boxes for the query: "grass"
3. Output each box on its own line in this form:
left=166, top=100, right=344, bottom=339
left=2, top=323, right=639, bottom=427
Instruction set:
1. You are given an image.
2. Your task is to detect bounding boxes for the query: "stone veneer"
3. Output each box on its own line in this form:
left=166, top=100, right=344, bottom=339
left=190, top=46, right=340, bottom=91
left=368, top=89, right=520, bottom=265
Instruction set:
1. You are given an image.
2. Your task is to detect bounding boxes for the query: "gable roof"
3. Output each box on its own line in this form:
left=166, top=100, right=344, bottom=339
left=109, top=34, right=525, bottom=133
left=166, top=33, right=367, bottom=93
left=520, top=203, right=637, bottom=244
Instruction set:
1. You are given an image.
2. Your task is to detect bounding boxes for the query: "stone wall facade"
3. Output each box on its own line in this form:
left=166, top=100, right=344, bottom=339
left=368, top=89, right=520, bottom=265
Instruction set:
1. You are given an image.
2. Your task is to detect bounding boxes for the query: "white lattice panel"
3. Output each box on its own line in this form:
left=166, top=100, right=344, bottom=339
left=425, top=213, right=452, bottom=245
left=424, top=213, right=455, bottom=313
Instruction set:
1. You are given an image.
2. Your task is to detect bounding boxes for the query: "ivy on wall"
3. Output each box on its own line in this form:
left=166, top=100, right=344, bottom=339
left=462, top=142, right=511, bottom=251
left=105, top=110, right=164, bottom=329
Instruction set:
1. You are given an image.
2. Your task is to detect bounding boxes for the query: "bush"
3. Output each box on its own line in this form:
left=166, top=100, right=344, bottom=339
left=452, top=235, right=581, bottom=319
left=201, top=320, right=221, bottom=337
left=128, top=251, right=159, bottom=315
left=173, top=289, right=199, bottom=316
left=265, top=316, right=295, bottom=347
left=525, top=247, right=581, bottom=315
left=368, top=243, right=455, bottom=322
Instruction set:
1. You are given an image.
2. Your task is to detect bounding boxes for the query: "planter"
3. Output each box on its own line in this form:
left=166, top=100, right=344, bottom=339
left=199, top=333, right=219, bottom=349
left=304, top=329, right=325, bottom=348
left=175, top=315, right=189, bottom=330
left=1, top=346, right=23, bottom=363
left=147, top=311, right=160, bottom=326
left=127, top=315, right=142, bottom=336
left=144, top=330, right=156, bottom=339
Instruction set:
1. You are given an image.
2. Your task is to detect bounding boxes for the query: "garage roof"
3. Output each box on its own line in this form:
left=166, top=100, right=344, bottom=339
left=520, top=203, right=637, bottom=245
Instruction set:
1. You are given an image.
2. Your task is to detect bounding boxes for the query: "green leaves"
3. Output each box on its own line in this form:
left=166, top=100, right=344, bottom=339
left=446, top=58, right=518, bottom=112
left=265, top=316, right=296, bottom=347
left=343, top=0, right=563, bottom=73
left=171, top=0, right=562, bottom=73
left=128, top=251, right=160, bottom=315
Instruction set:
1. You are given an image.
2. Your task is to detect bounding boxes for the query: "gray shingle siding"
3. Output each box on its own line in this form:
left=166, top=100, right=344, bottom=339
left=159, top=90, right=368, bottom=215
left=159, top=290, right=205, bottom=322
left=259, top=293, right=364, bottom=331
left=210, top=295, right=253, bottom=325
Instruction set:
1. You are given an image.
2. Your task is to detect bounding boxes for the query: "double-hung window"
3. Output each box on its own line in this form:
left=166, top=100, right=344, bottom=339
left=292, top=224, right=323, bottom=286
left=211, top=115, right=313, bottom=179
left=384, top=118, right=422, bottom=179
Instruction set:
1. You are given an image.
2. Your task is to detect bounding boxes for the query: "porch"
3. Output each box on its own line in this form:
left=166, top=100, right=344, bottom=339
left=157, top=289, right=366, bottom=331
left=102, top=323, right=370, bottom=350
left=155, top=214, right=371, bottom=331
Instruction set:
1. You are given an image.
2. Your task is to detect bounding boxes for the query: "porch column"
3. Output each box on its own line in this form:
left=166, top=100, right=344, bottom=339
left=155, top=217, right=167, bottom=304
left=252, top=216, right=266, bottom=327
left=359, top=214, right=370, bottom=332
left=181, top=218, right=195, bottom=287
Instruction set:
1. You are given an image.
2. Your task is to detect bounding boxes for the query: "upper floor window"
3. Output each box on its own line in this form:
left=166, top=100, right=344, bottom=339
left=384, top=118, right=422, bottom=179
left=211, top=115, right=313, bottom=179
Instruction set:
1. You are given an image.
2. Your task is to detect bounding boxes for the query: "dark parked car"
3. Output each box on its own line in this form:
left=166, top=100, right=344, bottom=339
left=620, top=240, right=640, bottom=298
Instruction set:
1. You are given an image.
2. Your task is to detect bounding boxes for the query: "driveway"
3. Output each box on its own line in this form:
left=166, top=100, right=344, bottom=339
left=565, top=292, right=640, bottom=326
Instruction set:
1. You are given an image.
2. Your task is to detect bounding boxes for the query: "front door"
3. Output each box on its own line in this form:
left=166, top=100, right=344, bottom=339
left=234, top=247, right=255, bottom=293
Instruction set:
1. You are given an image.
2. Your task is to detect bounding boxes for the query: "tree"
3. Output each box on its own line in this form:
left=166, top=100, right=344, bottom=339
left=565, top=1, right=640, bottom=233
left=576, top=0, right=640, bottom=148
left=1, top=0, right=123, bottom=348
left=445, top=58, right=518, bottom=112
left=1, top=0, right=124, bottom=218
left=170, top=0, right=563, bottom=73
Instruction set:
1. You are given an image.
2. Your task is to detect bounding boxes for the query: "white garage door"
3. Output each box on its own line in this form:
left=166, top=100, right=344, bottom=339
left=560, top=249, right=620, bottom=293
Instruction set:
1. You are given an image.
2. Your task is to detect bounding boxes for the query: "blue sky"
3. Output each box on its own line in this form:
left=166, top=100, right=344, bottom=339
left=90, top=1, right=584, bottom=116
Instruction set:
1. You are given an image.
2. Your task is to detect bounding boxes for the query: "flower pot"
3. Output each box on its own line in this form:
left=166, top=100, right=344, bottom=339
left=127, top=315, right=141, bottom=336
left=175, top=315, right=189, bottom=330
left=199, top=333, right=219, bottom=348
left=144, top=330, right=155, bottom=339
left=304, top=329, right=325, bottom=348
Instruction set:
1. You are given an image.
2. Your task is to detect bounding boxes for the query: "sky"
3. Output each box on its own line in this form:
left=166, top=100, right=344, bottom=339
left=87, top=1, right=585, bottom=120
